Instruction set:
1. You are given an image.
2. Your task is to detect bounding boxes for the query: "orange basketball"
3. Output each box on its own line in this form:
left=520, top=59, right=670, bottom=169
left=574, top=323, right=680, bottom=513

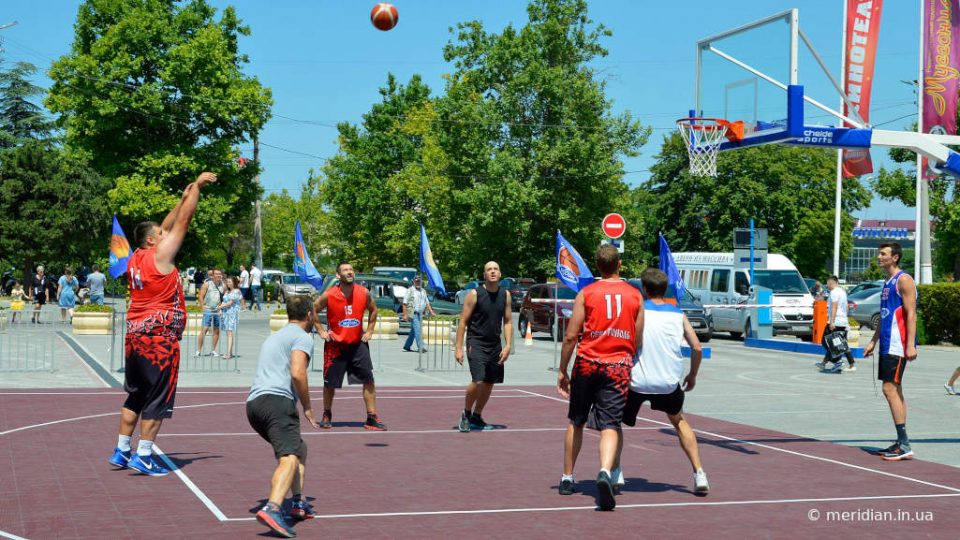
left=370, top=3, right=399, bottom=31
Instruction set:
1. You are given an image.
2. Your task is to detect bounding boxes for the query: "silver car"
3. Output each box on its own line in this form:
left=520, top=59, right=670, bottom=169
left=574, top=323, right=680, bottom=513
left=274, top=273, right=319, bottom=303
left=847, top=289, right=881, bottom=330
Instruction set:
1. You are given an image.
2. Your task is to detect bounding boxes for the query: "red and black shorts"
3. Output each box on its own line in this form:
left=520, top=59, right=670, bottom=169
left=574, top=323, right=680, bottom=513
left=620, top=385, right=685, bottom=426
left=323, top=342, right=375, bottom=388
left=878, top=354, right=908, bottom=384
left=123, top=333, right=180, bottom=419
left=567, top=357, right=631, bottom=430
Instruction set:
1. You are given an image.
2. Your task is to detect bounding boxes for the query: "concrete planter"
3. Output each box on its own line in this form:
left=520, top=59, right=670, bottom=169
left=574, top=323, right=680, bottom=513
left=423, top=319, right=454, bottom=345
left=371, top=316, right=399, bottom=340
left=270, top=313, right=288, bottom=333
left=71, top=312, right=113, bottom=335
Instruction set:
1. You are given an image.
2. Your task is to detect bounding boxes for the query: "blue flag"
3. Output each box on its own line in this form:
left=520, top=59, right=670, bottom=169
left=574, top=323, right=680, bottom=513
left=293, top=221, right=325, bottom=290
left=556, top=230, right=594, bottom=292
left=419, top=225, right=446, bottom=295
left=108, top=215, right=131, bottom=279
left=659, top=233, right=685, bottom=300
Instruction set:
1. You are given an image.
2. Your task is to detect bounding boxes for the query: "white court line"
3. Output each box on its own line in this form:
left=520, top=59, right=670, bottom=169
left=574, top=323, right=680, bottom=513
left=0, top=530, right=28, bottom=540
left=220, top=492, right=960, bottom=521
left=515, top=389, right=960, bottom=495
left=153, top=443, right=229, bottom=522
left=160, top=426, right=665, bottom=437
left=0, top=388, right=515, bottom=396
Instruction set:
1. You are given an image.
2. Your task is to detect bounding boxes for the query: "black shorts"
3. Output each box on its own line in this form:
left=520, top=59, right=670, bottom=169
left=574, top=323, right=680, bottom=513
left=568, top=358, right=631, bottom=430
left=621, top=385, right=685, bottom=426
left=123, top=333, right=180, bottom=420
left=33, top=293, right=46, bottom=306
left=467, top=340, right=504, bottom=384
left=878, top=354, right=908, bottom=385
left=246, top=394, right=306, bottom=461
left=323, top=342, right=375, bottom=388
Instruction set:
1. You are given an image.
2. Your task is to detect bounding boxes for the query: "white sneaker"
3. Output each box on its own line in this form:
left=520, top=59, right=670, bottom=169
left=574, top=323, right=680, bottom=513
left=843, top=365, right=857, bottom=372
left=194, top=351, right=202, bottom=357
left=611, top=466, right=625, bottom=487
left=694, top=469, right=709, bottom=494
left=946, top=384, right=957, bottom=395
left=211, top=351, right=221, bottom=357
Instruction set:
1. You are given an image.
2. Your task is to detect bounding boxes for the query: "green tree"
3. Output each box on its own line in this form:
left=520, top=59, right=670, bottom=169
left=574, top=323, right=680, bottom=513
left=874, top=144, right=960, bottom=279
left=0, top=141, right=112, bottom=279
left=436, top=0, right=649, bottom=278
left=644, top=133, right=871, bottom=275
left=45, top=0, right=272, bottom=263
left=0, top=61, right=52, bottom=147
left=261, top=172, right=335, bottom=271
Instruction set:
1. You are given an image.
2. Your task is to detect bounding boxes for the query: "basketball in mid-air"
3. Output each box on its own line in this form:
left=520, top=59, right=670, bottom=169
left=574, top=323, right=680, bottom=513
left=370, top=3, right=399, bottom=31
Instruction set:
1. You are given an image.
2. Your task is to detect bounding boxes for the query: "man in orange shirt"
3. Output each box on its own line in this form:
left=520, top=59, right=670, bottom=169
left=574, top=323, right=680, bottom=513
left=557, top=245, right=643, bottom=510
left=109, top=172, right=217, bottom=476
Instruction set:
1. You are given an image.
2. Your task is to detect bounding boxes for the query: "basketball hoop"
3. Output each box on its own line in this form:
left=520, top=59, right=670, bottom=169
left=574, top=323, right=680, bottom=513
left=675, top=118, right=743, bottom=177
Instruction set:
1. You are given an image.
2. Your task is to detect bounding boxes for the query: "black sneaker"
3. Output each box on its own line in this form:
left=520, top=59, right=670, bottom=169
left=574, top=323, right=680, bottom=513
left=319, top=411, right=332, bottom=430
left=458, top=412, right=470, bottom=433
left=595, top=471, right=616, bottom=511
left=469, top=413, right=493, bottom=431
left=874, top=442, right=899, bottom=456
left=881, top=445, right=914, bottom=461
left=364, top=414, right=387, bottom=431
left=559, top=478, right=575, bottom=495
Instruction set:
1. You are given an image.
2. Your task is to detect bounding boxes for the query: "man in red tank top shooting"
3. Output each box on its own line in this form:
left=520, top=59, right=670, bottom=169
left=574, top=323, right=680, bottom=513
left=557, top=244, right=643, bottom=511
left=454, top=261, right=513, bottom=432
left=312, top=262, right=387, bottom=430
left=108, top=171, right=217, bottom=476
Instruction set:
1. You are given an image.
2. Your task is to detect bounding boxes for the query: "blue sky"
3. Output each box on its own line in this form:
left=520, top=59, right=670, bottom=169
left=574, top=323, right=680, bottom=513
left=2, top=1, right=922, bottom=219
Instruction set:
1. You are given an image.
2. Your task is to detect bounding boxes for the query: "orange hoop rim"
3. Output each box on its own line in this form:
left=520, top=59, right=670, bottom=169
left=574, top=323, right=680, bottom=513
left=676, top=117, right=744, bottom=142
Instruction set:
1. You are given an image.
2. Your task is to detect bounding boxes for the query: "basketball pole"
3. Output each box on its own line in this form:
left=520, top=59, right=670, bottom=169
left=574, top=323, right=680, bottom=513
left=832, top=1, right=848, bottom=279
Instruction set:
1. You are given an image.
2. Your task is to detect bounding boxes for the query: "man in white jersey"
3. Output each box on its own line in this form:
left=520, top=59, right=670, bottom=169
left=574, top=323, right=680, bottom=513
left=616, top=268, right=709, bottom=494
left=819, top=275, right=856, bottom=373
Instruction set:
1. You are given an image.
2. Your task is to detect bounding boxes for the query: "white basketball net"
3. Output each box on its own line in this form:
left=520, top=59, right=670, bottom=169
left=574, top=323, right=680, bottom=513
left=676, top=119, right=728, bottom=177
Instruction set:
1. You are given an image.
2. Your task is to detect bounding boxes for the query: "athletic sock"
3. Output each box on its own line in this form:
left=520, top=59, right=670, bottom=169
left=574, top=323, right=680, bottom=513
left=463, top=409, right=471, bottom=417
left=895, top=423, right=909, bottom=447
left=600, top=468, right=611, bottom=477
left=367, top=411, right=377, bottom=419
left=136, top=439, right=154, bottom=457
left=291, top=494, right=302, bottom=502
left=264, top=501, right=281, bottom=512
left=117, top=434, right=132, bottom=452
left=561, top=474, right=574, bottom=482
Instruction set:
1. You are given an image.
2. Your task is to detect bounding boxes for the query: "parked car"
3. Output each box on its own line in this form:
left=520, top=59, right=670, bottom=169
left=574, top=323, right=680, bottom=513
left=273, top=273, right=320, bottom=304
left=518, top=283, right=576, bottom=340
left=500, top=277, right=536, bottom=311
left=847, top=280, right=884, bottom=296
left=627, top=279, right=715, bottom=343
left=455, top=280, right=481, bottom=304
left=372, top=266, right=417, bottom=283
left=848, top=289, right=881, bottom=330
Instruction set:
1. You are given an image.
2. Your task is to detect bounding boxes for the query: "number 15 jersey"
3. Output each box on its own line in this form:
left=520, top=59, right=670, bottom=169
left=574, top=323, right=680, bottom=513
left=576, top=279, right=642, bottom=364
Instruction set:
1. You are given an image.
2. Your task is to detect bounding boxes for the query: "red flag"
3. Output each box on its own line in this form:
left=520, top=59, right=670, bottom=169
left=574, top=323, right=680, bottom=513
left=842, top=0, right=883, bottom=178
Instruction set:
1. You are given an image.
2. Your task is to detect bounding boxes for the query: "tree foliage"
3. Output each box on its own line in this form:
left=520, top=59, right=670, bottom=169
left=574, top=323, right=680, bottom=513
left=0, top=142, right=112, bottom=277
left=0, top=61, right=52, bottom=147
left=644, top=133, right=871, bottom=277
left=45, top=0, right=272, bottom=264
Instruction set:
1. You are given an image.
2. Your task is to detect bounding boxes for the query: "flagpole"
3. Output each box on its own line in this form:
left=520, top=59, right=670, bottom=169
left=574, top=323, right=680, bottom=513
left=833, top=0, right=848, bottom=278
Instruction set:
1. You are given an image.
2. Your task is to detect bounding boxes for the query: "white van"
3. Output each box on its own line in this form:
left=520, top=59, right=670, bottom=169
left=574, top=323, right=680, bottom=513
left=674, top=252, right=814, bottom=340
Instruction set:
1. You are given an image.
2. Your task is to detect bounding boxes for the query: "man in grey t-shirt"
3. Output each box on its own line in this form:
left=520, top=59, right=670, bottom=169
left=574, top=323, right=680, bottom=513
left=86, top=264, right=107, bottom=305
left=247, top=295, right=321, bottom=537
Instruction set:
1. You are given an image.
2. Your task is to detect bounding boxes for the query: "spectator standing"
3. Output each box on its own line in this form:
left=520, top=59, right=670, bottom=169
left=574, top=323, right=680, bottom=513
left=402, top=276, right=436, bottom=353
left=820, top=276, right=856, bottom=373
left=57, top=267, right=79, bottom=323
left=30, top=265, right=50, bottom=324
left=196, top=269, right=225, bottom=357
left=250, top=264, right=263, bottom=311
left=86, top=264, right=107, bottom=306
left=218, top=276, right=243, bottom=360
left=10, top=281, right=26, bottom=323
left=239, top=264, right=250, bottom=311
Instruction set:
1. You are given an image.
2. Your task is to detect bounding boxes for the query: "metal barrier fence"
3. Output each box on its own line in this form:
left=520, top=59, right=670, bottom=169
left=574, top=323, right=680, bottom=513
left=109, top=310, right=241, bottom=373
left=0, top=309, right=58, bottom=372
left=415, top=317, right=465, bottom=372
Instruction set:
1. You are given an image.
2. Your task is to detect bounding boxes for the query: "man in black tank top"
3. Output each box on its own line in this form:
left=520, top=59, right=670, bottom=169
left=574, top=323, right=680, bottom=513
left=455, top=261, right=513, bottom=432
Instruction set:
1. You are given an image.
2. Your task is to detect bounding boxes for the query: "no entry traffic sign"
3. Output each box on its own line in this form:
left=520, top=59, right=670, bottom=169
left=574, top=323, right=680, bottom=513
left=602, top=213, right=626, bottom=239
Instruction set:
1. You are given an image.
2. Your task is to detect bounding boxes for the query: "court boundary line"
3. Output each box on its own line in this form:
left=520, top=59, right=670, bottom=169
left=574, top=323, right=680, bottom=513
left=0, top=530, right=28, bottom=540
left=154, top=443, right=229, bottom=522
left=0, top=388, right=529, bottom=396
left=516, top=389, right=960, bottom=495
left=219, top=492, right=960, bottom=521
left=160, top=426, right=665, bottom=437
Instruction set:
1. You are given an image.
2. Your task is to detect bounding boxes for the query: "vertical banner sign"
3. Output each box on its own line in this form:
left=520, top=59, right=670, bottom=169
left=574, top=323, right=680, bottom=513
left=923, top=0, right=960, bottom=178
left=842, top=0, right=883, bottom=178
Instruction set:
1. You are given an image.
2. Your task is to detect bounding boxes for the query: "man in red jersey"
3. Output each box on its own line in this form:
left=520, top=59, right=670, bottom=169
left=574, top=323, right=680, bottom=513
left=312, top=262, right=387, bottom=431
left=108, top=172, right=217, bottom=476
left=557, top=244, right=643, bottom=510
